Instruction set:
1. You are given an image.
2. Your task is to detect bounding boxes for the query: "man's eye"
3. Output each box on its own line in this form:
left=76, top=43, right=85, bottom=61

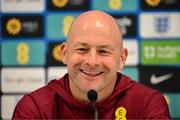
left=99, top=50, right=109, bottom=53
left=76, top=48, right=88, bottom=52
left=98, top=50, right=112, bottom=56
left=76, top=48, right=87, bottom=51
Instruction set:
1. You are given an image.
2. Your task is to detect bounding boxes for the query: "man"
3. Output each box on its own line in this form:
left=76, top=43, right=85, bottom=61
left=12, top=10, right=170, bottom=119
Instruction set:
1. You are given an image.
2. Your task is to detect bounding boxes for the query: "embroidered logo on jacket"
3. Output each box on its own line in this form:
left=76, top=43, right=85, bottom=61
left=115, top=107, right=127, bottom=120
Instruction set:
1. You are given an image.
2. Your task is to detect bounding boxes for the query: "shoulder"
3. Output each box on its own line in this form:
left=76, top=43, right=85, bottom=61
left=26, top=79, right=63, bottom=108
left=132, top=83, right=170, bottom=118
left=120, top=75, right=170, bottom=118
left=30, top=83, right=57, bottom=101
left=14, top=75, right=68, bottom=112
left=128, top=80, right=163, bottom=102
left=120, top=74, right=167, bottom=108
left=12, top=80, right=59, bottom=118
left=120, top=74, right=159, bottom=98
left=131, top=81, right=158, bottom=95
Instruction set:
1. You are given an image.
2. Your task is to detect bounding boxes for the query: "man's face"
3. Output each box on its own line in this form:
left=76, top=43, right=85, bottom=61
left=62, top=29, right=122, bottom=93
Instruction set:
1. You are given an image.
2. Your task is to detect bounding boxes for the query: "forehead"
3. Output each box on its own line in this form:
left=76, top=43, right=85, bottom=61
left=74, top=31, right=115, bottom=41
left=73, top=40, right=115, bottom=48
left=69, top=36, right=120, bottom=51
left=67, top=12, right=122, bottom=49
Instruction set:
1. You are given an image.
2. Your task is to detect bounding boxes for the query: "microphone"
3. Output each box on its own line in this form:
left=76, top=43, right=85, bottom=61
left=87, top=90, right=98, bottom=120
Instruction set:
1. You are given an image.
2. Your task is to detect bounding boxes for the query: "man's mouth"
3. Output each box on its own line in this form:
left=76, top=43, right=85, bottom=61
left=80, top=69, right=103, bottom=77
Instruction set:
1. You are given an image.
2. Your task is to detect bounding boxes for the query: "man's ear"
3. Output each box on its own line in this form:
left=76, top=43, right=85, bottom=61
left=118, top=48, right=128, bottom=71
left=60, top=42, right=68, bottom=65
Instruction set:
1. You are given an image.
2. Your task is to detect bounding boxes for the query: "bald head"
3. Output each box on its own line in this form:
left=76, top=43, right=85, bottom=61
left=61, top=11, right=128, bottom=102
left=67, top=10, right=123, bottom=50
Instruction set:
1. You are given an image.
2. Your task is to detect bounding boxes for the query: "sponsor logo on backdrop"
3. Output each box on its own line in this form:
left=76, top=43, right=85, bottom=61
left=1, top=95, right=23, bottom=119
left=1, top=68, right=45, bottom=93
left=48, top=0, right=89, bottom=10
left=1, top=41, right=45, bottom=65
left=1, top=0, right=45, bottom=13
left=16, top=42, right=29, bottom=65
left=145, top=0, right=161, bottom=7
left=63, top=16, right=75, bottom=36
left=52, top=0, right=68, bottom=7
left=154, top=15, right=169, bottom=34
left=124, top=40, right=138, bottom=66
left=150, top=73, right=173, bottom=85
left=47, top=42, right=66, bottom=66
left=70, top=0, right=86, bottom=5
left=92, top=0, right=138, bottom=12
left=2, top=15, right=43, bottom=38
left=47, top=14, right=78, bottom=40
left=141, top=0, right=180, bottom=10
left=139, top=66, right=180, bottom=92
left=52, top=44, right=62, bottom=62
left=6, top=18, right=22, bottom=35
left=140, top=13, right=180, bottom=38
left=141, top=40, right=180, bottom=65
left=47, top=67, right=67, bottom=82
left=109, top=0, right=122, bottom=10
left=114, top=15, right=137, bottom=37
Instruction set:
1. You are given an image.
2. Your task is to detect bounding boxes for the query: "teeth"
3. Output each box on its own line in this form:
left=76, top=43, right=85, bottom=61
left=80, top=69, right=102, bottom=76
left=84, top=71, right=99, bottom=75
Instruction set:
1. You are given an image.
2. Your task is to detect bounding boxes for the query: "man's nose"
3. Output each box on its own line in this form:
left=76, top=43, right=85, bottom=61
left=85, top=49, right=99, bottom=67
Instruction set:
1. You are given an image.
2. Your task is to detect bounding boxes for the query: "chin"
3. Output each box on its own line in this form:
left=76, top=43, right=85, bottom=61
left=82, top=85, right=101, bottom=92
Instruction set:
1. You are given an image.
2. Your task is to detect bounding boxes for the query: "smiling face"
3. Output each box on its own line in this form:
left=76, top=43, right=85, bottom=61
left=61, top=10, right=127, bottom=102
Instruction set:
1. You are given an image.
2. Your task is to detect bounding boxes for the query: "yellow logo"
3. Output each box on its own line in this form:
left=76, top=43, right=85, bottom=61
left=145, top=0, right=161, bottom=7
left=164, top=94, right=170, bottom=105
left=17, top=42, right=29, bottom=64
left=63, top=15, right=75, bottom=36
left=52, top=0, right=68, bottom=8
left=109, top=0, right=122, bottom=10
left=115, top=107, right=127, bottom=120
left=6, top=18, right=22, bottom=35
left=52, top=45, right=62, bottom=62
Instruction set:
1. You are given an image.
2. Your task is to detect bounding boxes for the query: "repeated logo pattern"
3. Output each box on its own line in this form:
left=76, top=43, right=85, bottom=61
left=0, top=0, right=179, bottom=119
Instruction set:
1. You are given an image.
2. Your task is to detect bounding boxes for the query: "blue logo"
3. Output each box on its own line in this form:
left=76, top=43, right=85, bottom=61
left=154, top=16, right=169, bottom=33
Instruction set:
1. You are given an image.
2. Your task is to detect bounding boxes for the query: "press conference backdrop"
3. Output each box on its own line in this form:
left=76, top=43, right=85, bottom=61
left=0, top=0, right=180, bottom=119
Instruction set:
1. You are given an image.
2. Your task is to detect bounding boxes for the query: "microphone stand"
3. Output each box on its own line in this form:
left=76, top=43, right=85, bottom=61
left=87, top=90, right=99, bottom=120
left=92, top=101, right=98, bottom=120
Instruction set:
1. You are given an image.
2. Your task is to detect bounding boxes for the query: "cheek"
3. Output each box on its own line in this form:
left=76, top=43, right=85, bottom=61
left=113, top=53, right=121, bottom=67
left=104, top=58, right=120, bottom=73
left=105, top=56, right=119, bottom=67
left=67, top=53, right=83, bottom=66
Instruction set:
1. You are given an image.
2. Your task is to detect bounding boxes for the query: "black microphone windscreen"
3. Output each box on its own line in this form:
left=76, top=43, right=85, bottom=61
left=87, top=89, right=97, bottom=102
